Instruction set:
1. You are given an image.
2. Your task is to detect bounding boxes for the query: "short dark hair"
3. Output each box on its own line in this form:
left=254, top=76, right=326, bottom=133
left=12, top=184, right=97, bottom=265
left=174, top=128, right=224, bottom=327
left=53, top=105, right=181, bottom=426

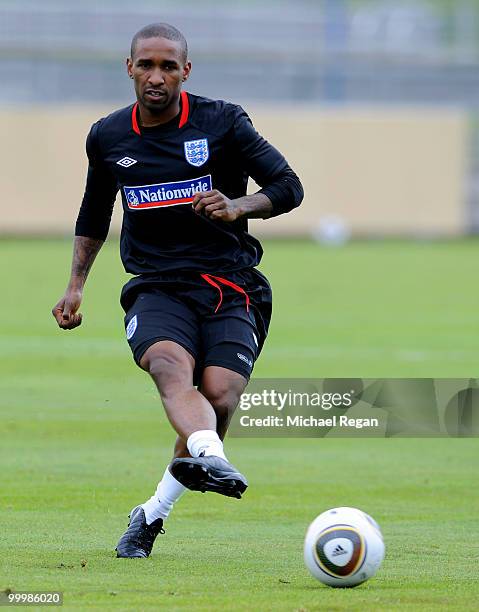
left=130, top=23, right=188, bottom=63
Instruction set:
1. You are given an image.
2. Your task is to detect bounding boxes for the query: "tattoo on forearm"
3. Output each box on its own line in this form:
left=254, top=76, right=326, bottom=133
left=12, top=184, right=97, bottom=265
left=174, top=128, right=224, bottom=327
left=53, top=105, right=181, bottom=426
left=240, top=193, right=273, bottom=219
left=70, top=236, right=104, bottom=284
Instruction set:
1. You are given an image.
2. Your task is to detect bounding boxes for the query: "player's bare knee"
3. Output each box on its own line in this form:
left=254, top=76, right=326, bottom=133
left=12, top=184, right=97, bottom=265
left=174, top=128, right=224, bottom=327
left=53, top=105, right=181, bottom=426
left=141, top=343, right=194, bottom=395
left=147, top=351, right=179, bottom=376
left=201, top=369, right=246, bottom=420
left=201, top=383, right=242, bottom=439
left=202, top=383, right=239, bottom=414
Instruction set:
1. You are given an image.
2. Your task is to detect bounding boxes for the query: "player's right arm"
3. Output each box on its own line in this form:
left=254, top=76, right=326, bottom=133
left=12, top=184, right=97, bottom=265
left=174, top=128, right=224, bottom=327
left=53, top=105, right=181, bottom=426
left=52, top=120, right=118, bottom=330
left=52, top=236, right=104, bottom=329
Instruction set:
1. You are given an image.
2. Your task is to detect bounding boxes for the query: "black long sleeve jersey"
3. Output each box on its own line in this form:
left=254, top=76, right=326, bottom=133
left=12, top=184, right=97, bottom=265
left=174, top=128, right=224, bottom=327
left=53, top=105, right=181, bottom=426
left=76, top=91, right=304, bottom=276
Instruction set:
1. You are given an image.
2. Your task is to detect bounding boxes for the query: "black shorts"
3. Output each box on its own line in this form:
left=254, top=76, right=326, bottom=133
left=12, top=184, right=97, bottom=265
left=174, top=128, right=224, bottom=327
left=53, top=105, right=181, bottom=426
left=120, top=269, right=272, bottom=383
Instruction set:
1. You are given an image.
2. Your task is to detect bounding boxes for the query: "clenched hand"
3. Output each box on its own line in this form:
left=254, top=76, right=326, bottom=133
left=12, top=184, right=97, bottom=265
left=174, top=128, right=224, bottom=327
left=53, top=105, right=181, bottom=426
left=52, top=289, right=83, bottom=330
left=192, top=190, right=243, bottom=222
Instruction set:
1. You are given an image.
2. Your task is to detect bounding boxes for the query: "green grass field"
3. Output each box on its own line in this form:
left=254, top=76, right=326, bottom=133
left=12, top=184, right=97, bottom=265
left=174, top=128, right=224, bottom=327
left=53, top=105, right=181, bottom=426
left=1, top=238, right=478, bottom=611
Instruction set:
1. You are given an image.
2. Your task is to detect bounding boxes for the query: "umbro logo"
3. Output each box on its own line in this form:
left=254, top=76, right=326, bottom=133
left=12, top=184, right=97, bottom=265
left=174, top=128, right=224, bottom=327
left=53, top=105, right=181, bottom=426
left=117, top=156, right=137, bottom=168
left=331, top=544, right=347, bottom=557
left=237, top=353, right=253, bottom=367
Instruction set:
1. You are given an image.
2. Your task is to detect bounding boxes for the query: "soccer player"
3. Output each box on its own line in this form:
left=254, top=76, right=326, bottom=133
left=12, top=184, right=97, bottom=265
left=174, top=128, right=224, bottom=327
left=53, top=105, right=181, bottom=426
left=52, top=23, right=303, bottom=558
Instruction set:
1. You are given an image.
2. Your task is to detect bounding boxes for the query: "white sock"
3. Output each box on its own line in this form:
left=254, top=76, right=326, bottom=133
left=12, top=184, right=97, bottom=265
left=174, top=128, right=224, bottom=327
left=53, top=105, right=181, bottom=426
left=187, top=429, right=227, bottom=461
left=141, top=466, right=187, bottom=525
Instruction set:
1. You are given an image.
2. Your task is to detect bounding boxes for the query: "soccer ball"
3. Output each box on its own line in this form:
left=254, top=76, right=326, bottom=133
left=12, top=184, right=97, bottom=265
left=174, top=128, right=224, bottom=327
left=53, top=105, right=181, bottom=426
left=304, top=507, right=385, bottom=588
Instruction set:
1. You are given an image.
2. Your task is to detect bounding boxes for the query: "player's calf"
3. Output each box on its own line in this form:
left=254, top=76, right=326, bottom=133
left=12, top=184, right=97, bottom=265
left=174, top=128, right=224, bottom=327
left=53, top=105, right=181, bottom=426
left=170, top=366, right=249, bottom=498
left=200, top=365, right=248, bottom=438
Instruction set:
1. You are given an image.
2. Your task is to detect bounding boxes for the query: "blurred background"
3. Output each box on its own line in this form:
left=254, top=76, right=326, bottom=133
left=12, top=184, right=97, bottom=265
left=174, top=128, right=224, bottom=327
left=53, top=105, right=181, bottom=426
left=2, top=0, right=479, bottom=239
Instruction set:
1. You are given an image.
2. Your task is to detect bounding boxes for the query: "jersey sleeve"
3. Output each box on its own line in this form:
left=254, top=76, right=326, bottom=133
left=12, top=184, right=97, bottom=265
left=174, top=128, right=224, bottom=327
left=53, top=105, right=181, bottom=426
left=75, top=121, right=118, bottom=240
left=228, top=107, right=304, bottom=217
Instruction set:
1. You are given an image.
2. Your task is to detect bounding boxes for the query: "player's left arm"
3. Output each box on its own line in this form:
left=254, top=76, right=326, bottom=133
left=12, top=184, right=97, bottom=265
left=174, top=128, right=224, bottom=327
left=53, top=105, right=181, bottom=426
left=192, top=190, right=273, bottom=222
left=193, top=107, right=303, bottom=222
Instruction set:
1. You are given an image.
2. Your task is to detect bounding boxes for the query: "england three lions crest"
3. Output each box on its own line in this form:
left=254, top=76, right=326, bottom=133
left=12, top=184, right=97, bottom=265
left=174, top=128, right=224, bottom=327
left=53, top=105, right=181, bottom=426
left=184, top=138, right=209, bottom=167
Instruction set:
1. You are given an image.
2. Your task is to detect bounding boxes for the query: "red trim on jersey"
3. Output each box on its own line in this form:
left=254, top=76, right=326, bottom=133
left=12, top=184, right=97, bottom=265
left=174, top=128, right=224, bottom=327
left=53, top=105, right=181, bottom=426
left=132, top=93, right=188, bottom=134
left=131, top=103, right=140, bottom=135
left=179, top=91, right=189, bottom=128
left=128, top=197, right=194, bottom=210
left=200, top=273, right=250, bottom=313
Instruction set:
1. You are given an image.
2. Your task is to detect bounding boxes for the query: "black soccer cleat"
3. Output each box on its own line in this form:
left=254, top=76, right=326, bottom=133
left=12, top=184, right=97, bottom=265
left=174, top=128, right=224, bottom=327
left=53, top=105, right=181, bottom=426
left=115, top=505, right=165, bottom=558
left=170, top=455, right=248, bottom=499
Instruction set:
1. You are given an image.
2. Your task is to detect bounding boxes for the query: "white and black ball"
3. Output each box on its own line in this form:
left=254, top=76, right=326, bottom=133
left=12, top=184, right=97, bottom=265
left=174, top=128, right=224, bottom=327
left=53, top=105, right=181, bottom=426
left=304, top=507, right=385, bottom=587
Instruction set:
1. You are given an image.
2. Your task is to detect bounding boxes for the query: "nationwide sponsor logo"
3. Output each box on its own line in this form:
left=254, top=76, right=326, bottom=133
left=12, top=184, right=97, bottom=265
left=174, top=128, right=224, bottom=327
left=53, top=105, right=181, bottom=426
left=117, top=156, right=137, bottom=167
left=123, top=174, right=212, bottom=210
left=184, top=138, right=209, bottom=167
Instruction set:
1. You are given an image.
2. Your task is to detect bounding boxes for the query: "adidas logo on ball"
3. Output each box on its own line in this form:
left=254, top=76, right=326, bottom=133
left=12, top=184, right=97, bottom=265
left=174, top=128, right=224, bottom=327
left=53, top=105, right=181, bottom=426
left=304, top=507, right=385, bottom=588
